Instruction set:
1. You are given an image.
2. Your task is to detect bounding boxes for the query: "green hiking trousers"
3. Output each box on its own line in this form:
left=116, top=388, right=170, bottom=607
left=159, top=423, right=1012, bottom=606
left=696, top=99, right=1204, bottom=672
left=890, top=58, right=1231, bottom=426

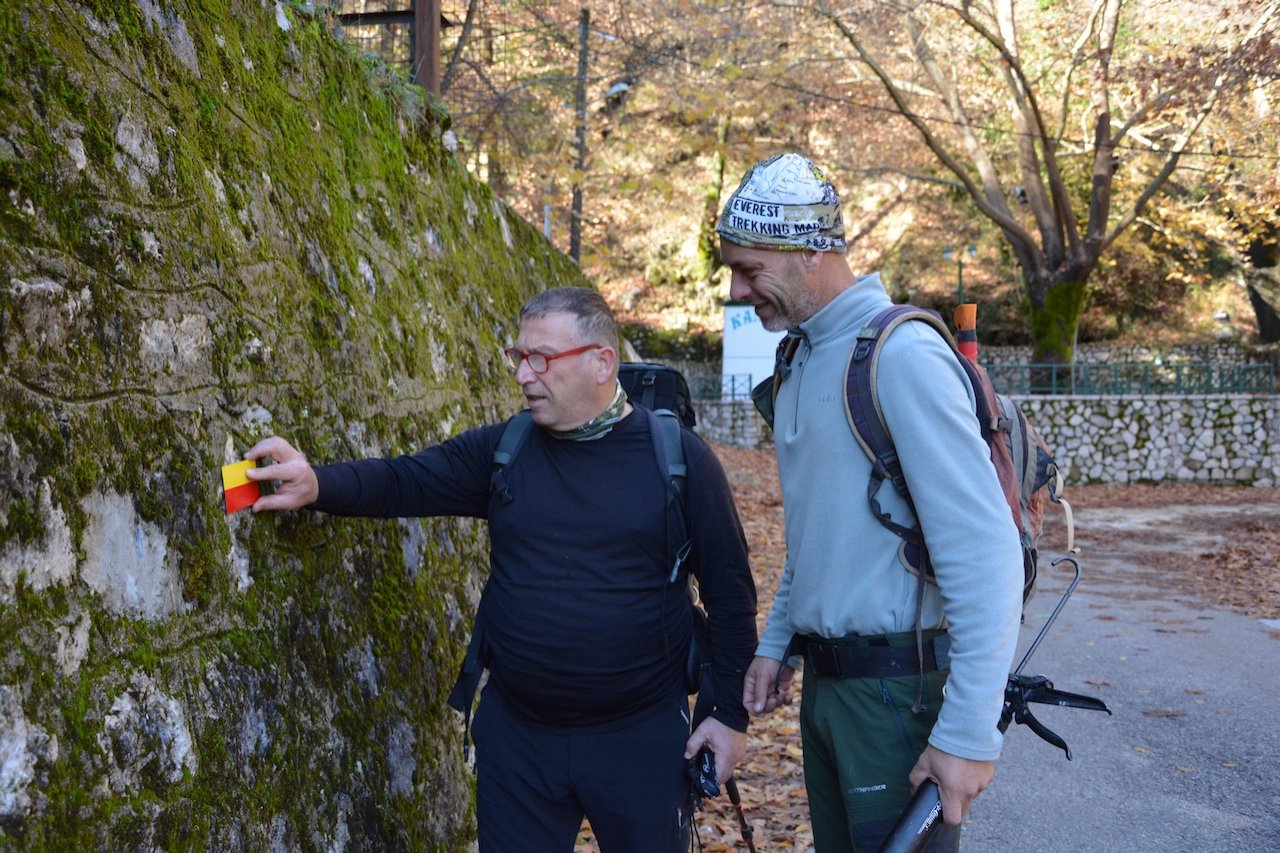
left=799, top=632, right=961, bottom=852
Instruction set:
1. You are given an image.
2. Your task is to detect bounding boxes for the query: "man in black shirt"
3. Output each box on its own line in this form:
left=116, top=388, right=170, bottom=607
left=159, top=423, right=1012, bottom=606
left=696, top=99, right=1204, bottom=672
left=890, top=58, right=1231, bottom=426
left=245, top=287, right=757, bottom=852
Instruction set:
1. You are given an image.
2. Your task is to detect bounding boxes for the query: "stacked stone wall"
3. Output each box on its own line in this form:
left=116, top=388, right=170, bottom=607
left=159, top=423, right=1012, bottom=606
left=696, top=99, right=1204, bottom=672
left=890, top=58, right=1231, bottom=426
left=1013, top=395, right=1280, bottom=486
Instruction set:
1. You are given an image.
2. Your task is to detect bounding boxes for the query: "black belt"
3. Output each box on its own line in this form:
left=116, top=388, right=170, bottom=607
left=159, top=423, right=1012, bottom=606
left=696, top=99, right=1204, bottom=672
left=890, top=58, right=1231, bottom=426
left=797, top=633, right=951, bottom=679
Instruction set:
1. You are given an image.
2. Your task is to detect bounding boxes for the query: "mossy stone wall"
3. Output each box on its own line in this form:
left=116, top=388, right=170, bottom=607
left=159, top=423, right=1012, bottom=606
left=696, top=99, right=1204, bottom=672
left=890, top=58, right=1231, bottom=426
left=0, top=2, right=586, bottom=849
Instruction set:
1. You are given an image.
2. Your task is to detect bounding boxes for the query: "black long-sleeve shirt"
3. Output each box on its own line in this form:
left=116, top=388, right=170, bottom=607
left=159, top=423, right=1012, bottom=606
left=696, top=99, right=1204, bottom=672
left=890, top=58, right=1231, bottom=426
left=311, top=409, right=757, bottom=732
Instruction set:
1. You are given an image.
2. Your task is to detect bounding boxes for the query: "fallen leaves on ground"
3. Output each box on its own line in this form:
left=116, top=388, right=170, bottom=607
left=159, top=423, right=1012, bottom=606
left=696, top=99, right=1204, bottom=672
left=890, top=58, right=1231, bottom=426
left=1042, top=483, right=1280, bottom=620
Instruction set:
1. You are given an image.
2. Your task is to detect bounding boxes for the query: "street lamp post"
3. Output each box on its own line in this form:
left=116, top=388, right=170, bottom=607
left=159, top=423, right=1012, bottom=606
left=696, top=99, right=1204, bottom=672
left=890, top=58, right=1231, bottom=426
left=943, top=243, right=977, bottom=305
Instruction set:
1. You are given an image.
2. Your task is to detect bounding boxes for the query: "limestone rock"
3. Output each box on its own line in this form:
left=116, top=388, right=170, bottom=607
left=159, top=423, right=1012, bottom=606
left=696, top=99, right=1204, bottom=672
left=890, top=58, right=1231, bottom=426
left=0, top=2, right=587, bottom=848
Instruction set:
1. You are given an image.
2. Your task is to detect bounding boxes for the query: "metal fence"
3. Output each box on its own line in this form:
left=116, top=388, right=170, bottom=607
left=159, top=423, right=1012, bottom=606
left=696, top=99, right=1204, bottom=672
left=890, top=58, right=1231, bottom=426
left=689, top=374, right=756, bottom=401
left=686, top=364, right=1276, bottom=401
left=984, top=362, right=1277, bottom=395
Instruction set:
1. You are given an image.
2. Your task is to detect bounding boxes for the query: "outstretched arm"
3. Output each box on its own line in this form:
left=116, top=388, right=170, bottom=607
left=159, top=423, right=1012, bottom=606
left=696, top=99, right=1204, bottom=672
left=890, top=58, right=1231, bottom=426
left=244, top=436, right=318, bottom=511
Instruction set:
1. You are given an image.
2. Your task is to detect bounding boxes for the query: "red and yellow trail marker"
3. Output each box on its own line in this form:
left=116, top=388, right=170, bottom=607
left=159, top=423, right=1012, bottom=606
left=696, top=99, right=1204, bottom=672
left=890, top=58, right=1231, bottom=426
left=222, top=460, right=259, bottom=514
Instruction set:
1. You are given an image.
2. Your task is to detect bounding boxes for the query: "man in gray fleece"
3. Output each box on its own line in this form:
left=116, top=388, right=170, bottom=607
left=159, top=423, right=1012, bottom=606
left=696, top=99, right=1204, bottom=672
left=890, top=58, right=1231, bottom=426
left=721, top=152, right=1023, bottom=851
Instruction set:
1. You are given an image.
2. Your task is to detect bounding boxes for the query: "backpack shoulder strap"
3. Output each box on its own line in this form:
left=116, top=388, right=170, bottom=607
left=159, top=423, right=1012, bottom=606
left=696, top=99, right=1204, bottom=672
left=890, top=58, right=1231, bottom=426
left=750, top=332, right=803, bottom=428
left=650, top=407, right=688, bottom=492
left=844, top=306, right=1003, bottom=485
left=490, top=409, right=534, bottom=506
left=844, top=307, right=953, bottom=523
left=645, top=407, right=692, bottom=583
left=447, top=410, right=535, bottom=754
left=647, top=407, right=717, bottom=717
left=633, top=365, right=661, bottom=412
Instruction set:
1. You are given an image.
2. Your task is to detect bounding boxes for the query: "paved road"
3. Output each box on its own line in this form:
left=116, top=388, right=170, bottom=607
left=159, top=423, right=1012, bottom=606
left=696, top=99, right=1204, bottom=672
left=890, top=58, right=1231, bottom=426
left=966, top=504, right=1280, bottom=852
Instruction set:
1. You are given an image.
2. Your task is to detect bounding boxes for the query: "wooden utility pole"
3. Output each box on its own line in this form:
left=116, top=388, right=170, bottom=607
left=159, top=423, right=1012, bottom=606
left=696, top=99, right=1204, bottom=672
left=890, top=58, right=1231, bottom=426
left=414, top=0, right=441, bottom=95
left=336, top=1, right=441, bottom=94
left=569, top=8, right=589, bottom=262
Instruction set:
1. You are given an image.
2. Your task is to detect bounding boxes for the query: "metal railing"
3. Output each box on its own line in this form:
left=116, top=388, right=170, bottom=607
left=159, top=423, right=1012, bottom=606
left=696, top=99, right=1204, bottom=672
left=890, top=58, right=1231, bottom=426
left=685, top=364, right=1275, bottom=401
left=984, top=362, right=1277, bottom=395
left=689, top=374, right=755, bottom=401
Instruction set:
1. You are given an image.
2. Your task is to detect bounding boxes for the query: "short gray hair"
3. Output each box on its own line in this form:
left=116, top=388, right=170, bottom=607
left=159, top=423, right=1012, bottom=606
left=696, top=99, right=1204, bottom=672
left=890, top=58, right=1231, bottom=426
left=519, top=287, right=619, bottom=351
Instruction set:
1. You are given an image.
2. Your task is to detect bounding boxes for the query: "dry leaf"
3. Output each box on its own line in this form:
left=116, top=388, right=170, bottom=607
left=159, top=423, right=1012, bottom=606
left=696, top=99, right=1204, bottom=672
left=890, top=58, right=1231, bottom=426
left=1143, top=709, right=1186, bottom=718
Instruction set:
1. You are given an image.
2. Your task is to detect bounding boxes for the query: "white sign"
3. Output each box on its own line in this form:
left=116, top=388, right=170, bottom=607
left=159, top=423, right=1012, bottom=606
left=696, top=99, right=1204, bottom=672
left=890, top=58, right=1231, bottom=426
left=722, top=302, right=785, bottom=398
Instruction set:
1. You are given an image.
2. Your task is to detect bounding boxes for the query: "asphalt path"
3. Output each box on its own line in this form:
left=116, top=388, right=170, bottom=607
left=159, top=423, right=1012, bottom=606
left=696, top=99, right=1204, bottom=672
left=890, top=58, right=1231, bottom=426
left=965, top=504, right=1280, bottom=852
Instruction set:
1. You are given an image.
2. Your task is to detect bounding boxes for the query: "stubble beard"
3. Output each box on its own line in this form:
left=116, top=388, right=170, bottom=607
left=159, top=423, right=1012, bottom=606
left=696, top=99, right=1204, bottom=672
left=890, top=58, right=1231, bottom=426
left=761, top=287, right=822, bottom=332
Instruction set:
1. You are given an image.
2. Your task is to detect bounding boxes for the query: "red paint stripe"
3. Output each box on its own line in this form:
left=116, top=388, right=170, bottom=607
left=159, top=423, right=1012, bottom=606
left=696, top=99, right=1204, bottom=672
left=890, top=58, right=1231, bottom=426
left=224, top=481, right=259, bottom=514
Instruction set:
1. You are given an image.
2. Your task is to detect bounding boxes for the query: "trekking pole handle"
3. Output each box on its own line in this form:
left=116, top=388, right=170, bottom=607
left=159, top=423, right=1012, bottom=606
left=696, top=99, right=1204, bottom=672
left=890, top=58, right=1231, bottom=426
left=875, top=780, right=943, bottom=853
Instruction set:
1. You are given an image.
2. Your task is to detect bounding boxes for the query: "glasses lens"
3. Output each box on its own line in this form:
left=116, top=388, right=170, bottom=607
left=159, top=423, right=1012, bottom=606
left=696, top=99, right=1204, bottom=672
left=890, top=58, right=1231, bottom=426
left=503, top=348, right=522, bottom=370
left=527, top=353, right=549, bottom=373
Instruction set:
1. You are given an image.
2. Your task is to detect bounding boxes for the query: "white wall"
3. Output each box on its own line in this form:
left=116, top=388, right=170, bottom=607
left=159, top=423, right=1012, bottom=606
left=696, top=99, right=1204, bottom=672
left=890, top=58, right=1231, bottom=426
left=722, top=302, right=784, bottom=394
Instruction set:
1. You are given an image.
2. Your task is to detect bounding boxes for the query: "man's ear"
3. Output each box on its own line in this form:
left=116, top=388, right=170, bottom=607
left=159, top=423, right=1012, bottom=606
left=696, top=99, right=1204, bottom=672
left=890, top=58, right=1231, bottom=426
left=596, top=345, right=619, bottom=385
left=799, top=250, right=823, bottom=274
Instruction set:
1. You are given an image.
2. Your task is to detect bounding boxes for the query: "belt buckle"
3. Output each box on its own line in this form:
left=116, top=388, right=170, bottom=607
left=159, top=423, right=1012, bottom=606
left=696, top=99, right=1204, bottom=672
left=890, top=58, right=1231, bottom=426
left=808, top=642, right=843, bottom=678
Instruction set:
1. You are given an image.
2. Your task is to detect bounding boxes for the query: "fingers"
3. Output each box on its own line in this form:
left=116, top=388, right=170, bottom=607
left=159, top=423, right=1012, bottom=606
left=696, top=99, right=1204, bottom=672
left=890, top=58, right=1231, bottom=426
left=245, top=436, right=286, bottom=462
left=686, top=720, right=747, bottom=784
left=744, top=657, right=795, bottom=716
left=232, top=437, right=318, bottom=512
left=910, top=748, right=994, bottom=826
left=939, top=788, right=966, bottom=827
left=244, top=436, right=304, bottom=467
left=773, top=666, right=795, bottom=707
left=683, top=729, right=708, bottom=760
left=743, top=657, right=780, bottom=715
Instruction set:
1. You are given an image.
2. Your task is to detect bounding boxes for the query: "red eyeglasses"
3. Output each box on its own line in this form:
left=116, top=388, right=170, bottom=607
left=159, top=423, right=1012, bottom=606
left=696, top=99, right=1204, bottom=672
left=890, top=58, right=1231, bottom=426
left=502, top=344, right=602, bottom=374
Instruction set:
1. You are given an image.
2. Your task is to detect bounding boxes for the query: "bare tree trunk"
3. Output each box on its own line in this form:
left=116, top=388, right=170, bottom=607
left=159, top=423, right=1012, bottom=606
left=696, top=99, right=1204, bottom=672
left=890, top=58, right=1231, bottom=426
left=441, top=0, right=478, bottom=95
left=570, top=8, right=589, bottom=263
left=695, top=113, right=731, bottom=289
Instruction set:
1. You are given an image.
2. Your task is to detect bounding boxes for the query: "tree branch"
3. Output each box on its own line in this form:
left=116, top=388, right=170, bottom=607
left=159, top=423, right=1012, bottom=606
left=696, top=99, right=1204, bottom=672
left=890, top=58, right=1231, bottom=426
left=1103, top=1, right=1280, bottom=248
left=971, top=0, right=1073, bottom=261
left=440, top=0, right=479, bottom=95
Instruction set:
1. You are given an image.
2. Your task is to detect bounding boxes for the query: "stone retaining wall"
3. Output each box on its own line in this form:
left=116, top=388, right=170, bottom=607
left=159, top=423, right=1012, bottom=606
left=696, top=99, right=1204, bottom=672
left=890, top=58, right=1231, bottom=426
left=1014, top=395, right=1280, bottom=486
left=697, top=396, right=1280, bottom=487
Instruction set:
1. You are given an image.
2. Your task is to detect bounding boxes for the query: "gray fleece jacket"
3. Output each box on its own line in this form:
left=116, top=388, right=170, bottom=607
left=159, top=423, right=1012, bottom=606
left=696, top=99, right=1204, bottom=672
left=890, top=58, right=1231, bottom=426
left=757, top=273, right=1023, bottom=760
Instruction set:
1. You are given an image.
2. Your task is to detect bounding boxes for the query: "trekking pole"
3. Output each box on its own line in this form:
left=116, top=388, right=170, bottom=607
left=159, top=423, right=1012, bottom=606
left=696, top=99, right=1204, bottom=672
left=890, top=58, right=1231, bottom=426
left=876, top=556, right=1111, bottom=853
left=724, top=777, right=758, bottom=853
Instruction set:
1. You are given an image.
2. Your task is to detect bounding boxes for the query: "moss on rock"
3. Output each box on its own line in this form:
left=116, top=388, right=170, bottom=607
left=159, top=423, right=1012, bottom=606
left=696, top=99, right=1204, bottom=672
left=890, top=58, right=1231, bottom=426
left=0, top=1, right=586, bottom=848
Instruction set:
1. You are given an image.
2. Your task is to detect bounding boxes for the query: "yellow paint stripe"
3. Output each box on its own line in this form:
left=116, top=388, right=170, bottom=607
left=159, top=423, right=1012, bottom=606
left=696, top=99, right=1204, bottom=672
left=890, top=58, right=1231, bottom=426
left=222, top=459, right=256, bottom=490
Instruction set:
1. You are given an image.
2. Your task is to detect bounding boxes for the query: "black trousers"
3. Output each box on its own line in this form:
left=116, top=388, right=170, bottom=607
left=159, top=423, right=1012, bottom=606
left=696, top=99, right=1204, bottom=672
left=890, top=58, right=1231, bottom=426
left=472, top=689, right=692, bottom=852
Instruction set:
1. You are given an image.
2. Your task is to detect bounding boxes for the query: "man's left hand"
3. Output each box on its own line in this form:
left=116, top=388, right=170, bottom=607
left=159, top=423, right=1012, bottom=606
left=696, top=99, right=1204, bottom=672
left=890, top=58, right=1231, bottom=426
left=684, top=717, right=747, bottom=789
left=908, top=744, right=994, bottom=826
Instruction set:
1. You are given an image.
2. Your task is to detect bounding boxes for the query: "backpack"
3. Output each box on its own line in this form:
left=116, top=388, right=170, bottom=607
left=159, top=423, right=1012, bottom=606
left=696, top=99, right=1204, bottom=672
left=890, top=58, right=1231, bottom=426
left=447, top=363, right=713, bottom=750
left=752, top=305, right=1074, bottom=613
left=618, top=361, right=698, bottom=428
